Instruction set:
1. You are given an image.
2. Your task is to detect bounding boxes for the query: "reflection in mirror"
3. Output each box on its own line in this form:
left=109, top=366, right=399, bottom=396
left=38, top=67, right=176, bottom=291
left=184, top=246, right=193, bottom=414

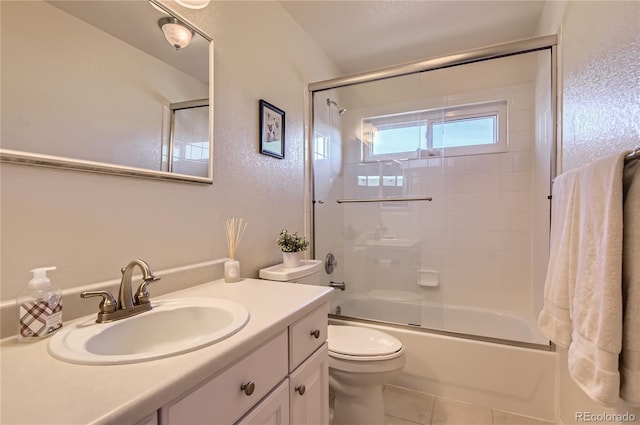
left=0, top=0, right=213, bottom=183
left=168, top=100, right=209, bottom=176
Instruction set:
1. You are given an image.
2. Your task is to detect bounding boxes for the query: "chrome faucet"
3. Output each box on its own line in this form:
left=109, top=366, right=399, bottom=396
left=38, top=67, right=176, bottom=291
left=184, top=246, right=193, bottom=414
left=119, top=259, right=158, bottom=310
left=82, top=259, right=160, bottom=323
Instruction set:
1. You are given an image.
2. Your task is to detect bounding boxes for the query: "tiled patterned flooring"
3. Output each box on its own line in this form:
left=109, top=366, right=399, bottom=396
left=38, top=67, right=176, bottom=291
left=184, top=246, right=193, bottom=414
left=382, top=385, right=555, bottom=425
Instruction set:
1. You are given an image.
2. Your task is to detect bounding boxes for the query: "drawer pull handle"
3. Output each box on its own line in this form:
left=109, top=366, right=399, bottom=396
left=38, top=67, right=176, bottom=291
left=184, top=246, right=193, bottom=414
left=310, top=329, right=321, bottom=339
left=295, top=384, right=306, bottom=395
left=241, top=381, right=255, bottom=396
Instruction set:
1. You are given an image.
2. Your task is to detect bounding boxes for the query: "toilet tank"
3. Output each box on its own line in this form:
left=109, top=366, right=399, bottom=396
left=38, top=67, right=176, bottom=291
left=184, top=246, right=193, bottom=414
left=258, top=260, right=323, bottom=285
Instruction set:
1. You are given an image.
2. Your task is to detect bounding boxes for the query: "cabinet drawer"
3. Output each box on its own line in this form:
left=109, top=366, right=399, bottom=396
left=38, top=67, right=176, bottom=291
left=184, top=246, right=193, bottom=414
left=162, top=331, right=288, bottom=425
left=289, top=304, right=328, bottom=371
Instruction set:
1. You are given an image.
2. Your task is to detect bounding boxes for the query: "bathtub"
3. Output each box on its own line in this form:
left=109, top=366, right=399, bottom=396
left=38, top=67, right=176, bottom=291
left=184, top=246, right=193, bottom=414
left=331, top=294, right=549, bottom=345
left=329, top=294, right=556, bottom=420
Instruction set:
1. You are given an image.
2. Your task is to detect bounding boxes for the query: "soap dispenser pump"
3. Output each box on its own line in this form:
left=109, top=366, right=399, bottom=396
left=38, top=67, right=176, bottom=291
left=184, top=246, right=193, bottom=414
left=17, top=266, right=63, bottom=340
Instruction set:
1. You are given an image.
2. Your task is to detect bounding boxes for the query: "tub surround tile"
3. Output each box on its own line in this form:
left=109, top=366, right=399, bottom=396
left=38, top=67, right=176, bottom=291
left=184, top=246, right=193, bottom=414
left=431, top=397, right=493, bottom=425
left=501, top=171, right=532, bottom=192
left=384, top=384, right=435, bottom=425
left=467, top=153, right=513, bottom=174
left=512, top=151, right=533, bottom=172
left=510, top=129, right=535, bottom=152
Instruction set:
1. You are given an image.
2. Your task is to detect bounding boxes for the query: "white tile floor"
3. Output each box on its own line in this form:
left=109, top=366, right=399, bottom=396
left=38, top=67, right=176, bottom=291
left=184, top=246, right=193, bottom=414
left=330, top=384, right=555, bottom=425
left=382, top=385, right=555, bottom=425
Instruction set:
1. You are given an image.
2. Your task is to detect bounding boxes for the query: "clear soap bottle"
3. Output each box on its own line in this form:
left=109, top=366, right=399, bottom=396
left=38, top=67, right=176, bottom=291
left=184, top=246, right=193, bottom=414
left=17, top=266, right=63, bottom=340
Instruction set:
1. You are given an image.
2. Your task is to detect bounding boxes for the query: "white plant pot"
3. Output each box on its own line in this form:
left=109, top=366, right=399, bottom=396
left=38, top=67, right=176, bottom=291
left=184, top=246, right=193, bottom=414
left=282, top=252, right=301, bottom=268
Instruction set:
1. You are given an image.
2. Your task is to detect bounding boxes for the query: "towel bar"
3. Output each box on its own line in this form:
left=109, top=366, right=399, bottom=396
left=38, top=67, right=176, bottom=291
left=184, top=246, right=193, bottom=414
left=625, top=147, right=640, bottom=161
left=336, top=196, right=432, bottom=204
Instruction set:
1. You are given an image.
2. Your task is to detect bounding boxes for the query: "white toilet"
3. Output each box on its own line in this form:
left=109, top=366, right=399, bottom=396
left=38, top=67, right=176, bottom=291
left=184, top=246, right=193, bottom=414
left=259, top=260, right=406, bottom=425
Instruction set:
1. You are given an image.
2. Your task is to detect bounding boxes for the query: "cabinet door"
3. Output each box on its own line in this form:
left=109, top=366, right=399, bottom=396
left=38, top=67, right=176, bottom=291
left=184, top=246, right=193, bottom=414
left=289, top=343, right=329, bottom=425
left=236, top=379, right=290, bottom=425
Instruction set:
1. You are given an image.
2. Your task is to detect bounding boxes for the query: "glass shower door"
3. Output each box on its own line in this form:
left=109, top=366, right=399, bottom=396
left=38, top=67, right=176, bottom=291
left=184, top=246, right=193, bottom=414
left=312, top=48, right=553, bottom=346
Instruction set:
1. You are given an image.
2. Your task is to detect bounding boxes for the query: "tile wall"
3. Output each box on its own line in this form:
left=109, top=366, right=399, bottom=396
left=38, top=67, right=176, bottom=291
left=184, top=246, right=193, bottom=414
left=341, top=82, right=540, bottom=316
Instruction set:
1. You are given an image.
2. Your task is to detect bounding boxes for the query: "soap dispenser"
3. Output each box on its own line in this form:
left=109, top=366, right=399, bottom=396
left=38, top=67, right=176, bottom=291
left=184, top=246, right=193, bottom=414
left=17, top=266, right=63, bottom=340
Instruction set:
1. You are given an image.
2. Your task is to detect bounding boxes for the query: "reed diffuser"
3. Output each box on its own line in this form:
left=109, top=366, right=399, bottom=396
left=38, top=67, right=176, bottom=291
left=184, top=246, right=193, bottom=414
left=224, top=218, right=247, bottom=282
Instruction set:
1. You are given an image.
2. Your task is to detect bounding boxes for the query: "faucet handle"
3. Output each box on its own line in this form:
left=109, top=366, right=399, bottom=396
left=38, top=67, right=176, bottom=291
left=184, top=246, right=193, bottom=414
left=134, top=276, right=160, bottom=305
left=81, top=291, right=117, bottom=313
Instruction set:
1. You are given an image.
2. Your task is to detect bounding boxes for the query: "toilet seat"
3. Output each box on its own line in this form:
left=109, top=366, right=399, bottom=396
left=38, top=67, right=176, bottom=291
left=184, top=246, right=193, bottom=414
left=328, top=325, right=404, bottom=361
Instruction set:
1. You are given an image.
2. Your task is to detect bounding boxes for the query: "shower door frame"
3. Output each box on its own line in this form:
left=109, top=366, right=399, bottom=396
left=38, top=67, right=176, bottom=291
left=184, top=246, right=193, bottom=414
left=307, top=35, right=558, bottom=350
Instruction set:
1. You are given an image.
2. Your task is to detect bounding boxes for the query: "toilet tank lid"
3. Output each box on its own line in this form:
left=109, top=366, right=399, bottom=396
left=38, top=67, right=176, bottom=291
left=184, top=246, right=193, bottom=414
left=259, top=259, right=323, bottom=281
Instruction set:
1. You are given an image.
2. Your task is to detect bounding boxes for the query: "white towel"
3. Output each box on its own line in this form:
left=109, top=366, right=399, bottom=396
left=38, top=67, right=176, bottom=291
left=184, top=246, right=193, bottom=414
left=567, top=152, right=625, bottom=406
left=538, top=167, right=580, bottom=346
left=621, top=159, right=640, bottom=406
left=538, top=151, right=627, bottom=406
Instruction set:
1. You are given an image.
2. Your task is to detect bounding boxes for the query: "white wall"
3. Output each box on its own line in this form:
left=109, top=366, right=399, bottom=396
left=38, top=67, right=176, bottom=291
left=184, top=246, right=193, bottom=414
left=537, top=1, right=640, bottom=422
left=0, top=1, right=340, bottom=336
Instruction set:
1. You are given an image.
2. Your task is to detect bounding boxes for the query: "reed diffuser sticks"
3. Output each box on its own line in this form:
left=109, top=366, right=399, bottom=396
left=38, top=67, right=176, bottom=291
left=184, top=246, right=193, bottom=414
left=224, top=218, right=247, bottom=261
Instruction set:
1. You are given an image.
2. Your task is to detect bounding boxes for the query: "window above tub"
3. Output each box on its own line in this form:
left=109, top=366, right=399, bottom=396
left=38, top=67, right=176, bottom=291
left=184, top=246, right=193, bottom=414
left=361, top=100, right=508, bottom=161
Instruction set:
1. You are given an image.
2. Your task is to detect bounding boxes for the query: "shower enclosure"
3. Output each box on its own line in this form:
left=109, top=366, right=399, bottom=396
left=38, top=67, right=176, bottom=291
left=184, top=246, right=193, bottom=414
left=310, top=37, right=556, bottom=347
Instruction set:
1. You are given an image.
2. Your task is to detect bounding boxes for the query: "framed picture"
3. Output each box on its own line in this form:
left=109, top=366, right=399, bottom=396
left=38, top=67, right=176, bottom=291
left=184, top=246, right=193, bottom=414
left=259, top=99, right=285, bottom=159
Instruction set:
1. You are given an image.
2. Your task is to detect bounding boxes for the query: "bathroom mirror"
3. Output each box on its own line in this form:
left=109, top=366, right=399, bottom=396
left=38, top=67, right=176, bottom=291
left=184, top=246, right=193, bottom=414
left=0, top=0, right=213, bottom=183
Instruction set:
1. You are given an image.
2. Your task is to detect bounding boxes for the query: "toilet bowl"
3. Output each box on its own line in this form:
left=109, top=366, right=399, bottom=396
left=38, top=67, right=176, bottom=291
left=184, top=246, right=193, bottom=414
left=328, top=325, right=405, bottom=425
left=258, top=261, right=406, bottom=425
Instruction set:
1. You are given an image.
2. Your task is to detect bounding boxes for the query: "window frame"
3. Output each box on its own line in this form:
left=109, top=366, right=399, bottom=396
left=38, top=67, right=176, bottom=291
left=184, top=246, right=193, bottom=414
left=361, top=100, right=508, bottom=162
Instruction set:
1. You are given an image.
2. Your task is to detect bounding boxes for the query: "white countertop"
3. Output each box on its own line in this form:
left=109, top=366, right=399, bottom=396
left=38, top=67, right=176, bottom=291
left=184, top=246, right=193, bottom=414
left=0, top=278, right=333, bottom=425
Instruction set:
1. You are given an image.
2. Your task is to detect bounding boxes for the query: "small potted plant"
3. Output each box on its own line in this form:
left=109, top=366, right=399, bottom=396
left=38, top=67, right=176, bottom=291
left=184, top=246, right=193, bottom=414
left=276, top=229, right=309, bottom=268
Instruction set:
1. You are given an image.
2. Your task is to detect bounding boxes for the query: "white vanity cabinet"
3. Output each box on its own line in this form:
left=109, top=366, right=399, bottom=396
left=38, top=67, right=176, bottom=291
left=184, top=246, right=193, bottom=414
left=0, top=279, right=334, bottom=425
left=289, top=343, right=329, bottom=425
left=159, top=303, right=329, bottom=425
left=288, top=305, right=329, bottom=425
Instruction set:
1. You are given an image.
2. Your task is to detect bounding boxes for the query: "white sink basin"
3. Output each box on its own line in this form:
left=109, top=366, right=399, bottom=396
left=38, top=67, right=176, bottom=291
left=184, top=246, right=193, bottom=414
left=49, top=298, right=250, bottom=365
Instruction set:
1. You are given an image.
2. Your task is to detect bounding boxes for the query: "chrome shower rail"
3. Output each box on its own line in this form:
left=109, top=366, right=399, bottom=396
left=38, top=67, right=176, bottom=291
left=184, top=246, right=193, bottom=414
left=309, top=35, right=557, bottom=91
left=336, top=196, right=432, bottom=204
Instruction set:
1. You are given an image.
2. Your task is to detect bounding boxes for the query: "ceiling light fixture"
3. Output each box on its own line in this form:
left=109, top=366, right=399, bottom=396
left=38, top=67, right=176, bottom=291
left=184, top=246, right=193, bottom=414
left=158, top=17, right=194, bottom=51
left=174, top=0, right=211, bottom=9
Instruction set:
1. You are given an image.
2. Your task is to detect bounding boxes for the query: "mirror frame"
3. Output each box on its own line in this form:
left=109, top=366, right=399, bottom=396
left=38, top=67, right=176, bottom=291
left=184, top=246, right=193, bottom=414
left=0, top=0, right=214, bottom=184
